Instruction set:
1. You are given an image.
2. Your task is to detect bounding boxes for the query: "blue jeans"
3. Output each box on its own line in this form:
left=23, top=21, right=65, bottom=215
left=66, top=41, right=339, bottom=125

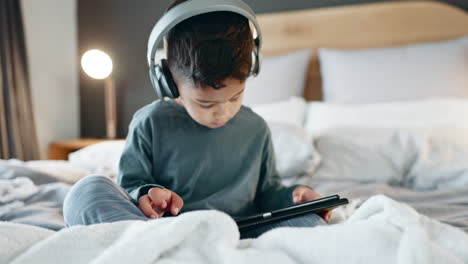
left=63, top=175, right=326, bottom=239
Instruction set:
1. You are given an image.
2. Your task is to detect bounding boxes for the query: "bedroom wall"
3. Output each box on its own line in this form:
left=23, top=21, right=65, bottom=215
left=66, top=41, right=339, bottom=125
left=78, top=0, right=468, bottom=138
left=21, top=0, right=79, bottom=159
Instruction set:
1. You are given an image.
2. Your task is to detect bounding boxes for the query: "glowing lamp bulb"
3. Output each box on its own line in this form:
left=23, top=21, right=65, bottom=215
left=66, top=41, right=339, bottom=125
left=81, top=49, right=113, bottom=79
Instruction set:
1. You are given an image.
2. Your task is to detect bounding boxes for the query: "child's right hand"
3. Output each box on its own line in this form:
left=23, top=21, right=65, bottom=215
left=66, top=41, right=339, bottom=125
left=138, top=187, right=184, bottom=219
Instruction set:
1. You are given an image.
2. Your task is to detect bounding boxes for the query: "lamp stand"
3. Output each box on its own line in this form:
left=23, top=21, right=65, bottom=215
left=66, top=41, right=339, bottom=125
left=104, top=77, right=117, bottom=139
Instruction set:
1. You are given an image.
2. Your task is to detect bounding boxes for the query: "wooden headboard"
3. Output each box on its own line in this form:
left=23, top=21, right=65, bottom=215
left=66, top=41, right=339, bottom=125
left=256, top=0, right=468, bottom=101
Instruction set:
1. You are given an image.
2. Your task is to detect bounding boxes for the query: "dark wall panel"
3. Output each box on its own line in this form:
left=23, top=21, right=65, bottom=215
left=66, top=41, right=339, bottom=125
left=78, top=0, right=468, bottom=138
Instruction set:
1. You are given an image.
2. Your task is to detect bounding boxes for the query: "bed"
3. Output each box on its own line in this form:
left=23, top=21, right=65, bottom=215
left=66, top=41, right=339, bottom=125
left=2, top=1, right=468, bottom=263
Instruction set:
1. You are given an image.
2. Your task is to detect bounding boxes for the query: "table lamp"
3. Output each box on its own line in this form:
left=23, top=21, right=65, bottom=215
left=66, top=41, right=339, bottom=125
left=81, top=49, right=116, bottom=139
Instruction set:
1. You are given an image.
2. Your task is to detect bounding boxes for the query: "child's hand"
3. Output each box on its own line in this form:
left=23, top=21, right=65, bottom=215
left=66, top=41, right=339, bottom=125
left=292, top=186, right=333, bottom=223
left=138, top=187, right=184, bottom=219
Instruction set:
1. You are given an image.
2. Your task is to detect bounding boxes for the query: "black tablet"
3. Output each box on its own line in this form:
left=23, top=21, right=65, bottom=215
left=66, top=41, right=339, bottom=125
left=235, top=195, right=349, bottom=231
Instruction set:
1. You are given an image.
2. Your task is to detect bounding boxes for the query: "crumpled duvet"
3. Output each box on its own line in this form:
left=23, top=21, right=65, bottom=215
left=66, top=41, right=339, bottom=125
left=2, top=195, right=467, bottom=264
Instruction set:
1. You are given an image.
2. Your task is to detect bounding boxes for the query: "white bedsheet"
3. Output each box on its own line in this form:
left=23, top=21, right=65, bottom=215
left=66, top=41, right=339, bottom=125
left=2, top=195, right=467, bottom=264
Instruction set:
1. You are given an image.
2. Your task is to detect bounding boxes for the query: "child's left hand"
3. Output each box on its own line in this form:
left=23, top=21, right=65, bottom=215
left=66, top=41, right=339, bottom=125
left=292, top=186, right=333, bottom=223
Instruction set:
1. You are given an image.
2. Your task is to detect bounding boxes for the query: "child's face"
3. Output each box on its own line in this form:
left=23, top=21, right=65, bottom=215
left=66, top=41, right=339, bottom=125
left=174, top=78, right=246, bottom=129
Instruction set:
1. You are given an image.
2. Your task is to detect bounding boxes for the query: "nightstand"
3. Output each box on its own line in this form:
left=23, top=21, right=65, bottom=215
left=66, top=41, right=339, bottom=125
left=48, top=138, right=123, bottom=160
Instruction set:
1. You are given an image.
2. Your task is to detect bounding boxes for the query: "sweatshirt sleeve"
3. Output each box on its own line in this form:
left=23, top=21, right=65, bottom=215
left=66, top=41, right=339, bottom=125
left=117, top=114, right=165, bottom=204
left=254, top=126, right=301, bottom=211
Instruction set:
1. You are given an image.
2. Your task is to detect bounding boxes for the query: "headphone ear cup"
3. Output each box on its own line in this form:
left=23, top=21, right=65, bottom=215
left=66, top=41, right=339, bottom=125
left=254, top=50, right=261, bottom=76
left=160, top=59, right=179, bottom=98
left=249, top=38, right=261, bottom=77
left=151, top=66, right=164, bottom=99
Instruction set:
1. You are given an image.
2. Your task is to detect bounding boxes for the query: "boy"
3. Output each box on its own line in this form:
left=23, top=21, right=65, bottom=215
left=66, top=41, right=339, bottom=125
left=63, top=0, right=331, bottom=239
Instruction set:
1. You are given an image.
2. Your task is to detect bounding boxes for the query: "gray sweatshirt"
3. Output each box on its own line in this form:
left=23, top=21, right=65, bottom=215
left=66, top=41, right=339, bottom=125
left=117, top=99, right=299, bottom=217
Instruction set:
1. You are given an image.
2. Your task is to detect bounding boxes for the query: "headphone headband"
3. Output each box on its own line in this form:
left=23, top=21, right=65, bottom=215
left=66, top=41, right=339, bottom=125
left=147, top=0, right=262, bottom=70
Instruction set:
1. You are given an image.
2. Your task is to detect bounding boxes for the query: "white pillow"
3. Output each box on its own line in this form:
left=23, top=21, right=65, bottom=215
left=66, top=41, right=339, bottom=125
left=68, top=140, right=126, bottom=179
left=303, top=99, right=468, bottom=190
left=252, top=96, right=307, bottom=127
left=268, top=122, right=321, bottom=178
left=405, top=128, right=468, bottom=190
left=319, top=36, right=468, bottom=103
left=305, top=98, right=468, bottom=136
left=243, top=49, right=311, bottom=106
left=310, top=127, right=412, bottom=185
left=310, top=127, right=468, bottom=191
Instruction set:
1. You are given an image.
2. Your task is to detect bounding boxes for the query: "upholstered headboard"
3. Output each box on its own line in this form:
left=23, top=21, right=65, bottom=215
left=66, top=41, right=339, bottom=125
left=256, top=0, right=468, bottom=101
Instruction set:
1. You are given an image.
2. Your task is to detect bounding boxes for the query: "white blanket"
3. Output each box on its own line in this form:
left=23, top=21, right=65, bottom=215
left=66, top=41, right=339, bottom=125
left=0, top=177, right=38, bottom=217
left=0, top=177, right=38, bottom=204
left=2, top=195, right=467, bottom=264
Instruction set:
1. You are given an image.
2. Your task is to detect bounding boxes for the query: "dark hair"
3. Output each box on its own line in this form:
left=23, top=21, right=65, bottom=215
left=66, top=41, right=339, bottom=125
left=165, top=0, right=254, bottom=89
